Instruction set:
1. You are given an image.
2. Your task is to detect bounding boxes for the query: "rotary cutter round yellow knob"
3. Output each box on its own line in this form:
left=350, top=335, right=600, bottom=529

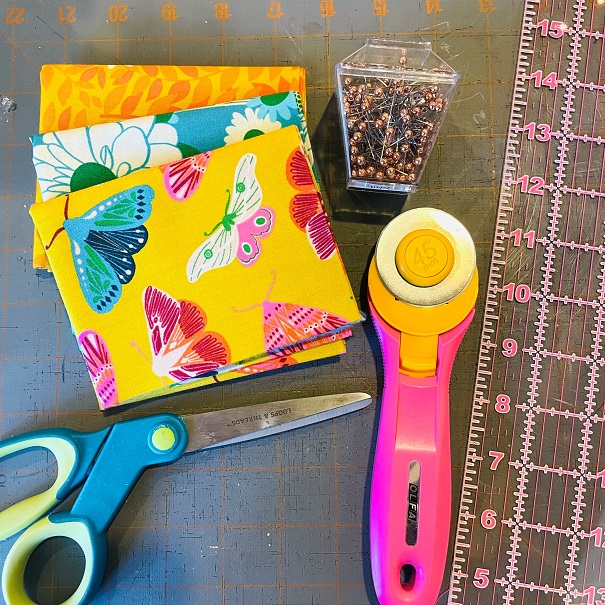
left=395, top=228, right=455, bottom=287
left=374, top=207, right=476, bottom=308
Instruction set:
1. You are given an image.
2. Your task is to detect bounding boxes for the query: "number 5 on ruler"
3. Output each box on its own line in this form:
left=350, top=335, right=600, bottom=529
left=473, top=568, right=490, bottom=588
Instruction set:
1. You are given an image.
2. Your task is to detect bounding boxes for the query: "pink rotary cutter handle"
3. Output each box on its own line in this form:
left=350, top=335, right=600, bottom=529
left=367, top=208, right=478, bottom=605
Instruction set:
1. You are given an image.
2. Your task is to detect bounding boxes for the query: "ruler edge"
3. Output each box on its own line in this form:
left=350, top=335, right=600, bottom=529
left=448, top=1, right=540, bottom=601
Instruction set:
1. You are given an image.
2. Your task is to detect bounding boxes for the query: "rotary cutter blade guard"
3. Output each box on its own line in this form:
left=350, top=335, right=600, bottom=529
left=368, top=208, right=478, bottom=605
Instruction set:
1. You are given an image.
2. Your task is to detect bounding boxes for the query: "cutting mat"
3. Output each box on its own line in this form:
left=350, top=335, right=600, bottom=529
left=0, top=1, right=522, bottom=604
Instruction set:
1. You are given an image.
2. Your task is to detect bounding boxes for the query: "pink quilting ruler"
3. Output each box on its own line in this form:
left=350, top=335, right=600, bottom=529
left=449, top=1, right=605, bottom=604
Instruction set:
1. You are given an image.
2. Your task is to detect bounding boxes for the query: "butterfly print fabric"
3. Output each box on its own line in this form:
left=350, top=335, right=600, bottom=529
left=287, top=148, right=337, bottom=261
left=30, top=126, right=361, bottom=408
left=141, top=286, right=230, bottom=383
left=46, top=185, right=153, bottom=313
left=163, top=152, right=213, bottom=202
left=31, top=85, right=312, bottom=272
left=186, top=153, right=274, bottom=281
left=77, top=330, right=119, bottom=409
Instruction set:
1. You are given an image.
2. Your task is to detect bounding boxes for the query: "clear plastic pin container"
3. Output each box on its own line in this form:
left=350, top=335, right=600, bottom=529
left=335, top=38, right=460, bottom=194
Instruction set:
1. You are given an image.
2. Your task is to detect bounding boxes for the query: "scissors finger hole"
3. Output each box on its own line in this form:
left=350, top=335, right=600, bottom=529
left=24, top=537, right=85, bottom=605
left=0, top=449, right=58, bottom=514
left=3, top=515, right=103, bottom=605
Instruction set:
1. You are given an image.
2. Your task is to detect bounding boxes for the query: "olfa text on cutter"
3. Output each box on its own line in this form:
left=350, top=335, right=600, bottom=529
left=367, top=207, right=478, bottom=604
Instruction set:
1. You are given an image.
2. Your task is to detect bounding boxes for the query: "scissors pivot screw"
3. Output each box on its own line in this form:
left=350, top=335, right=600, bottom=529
left=150, top=425, right=177, bottom=452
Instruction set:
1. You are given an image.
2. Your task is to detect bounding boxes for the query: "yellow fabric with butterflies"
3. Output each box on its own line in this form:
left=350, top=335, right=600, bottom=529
left=34, top=64, right=307, bottom=270
left=30, top=127, right=361, bottom=408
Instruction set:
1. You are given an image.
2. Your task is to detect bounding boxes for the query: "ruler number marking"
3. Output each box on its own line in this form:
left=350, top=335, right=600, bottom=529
left=502, top=338, right=518, bottom=358
left=319, top=0, right=337, bottom=17
left=535, top=19, right=565, bottom=38
left=372, top=0, right=390, bottom=16
left=4, top=7, right=24, bottom=25
left=495, top=394, right=511, bottom=414
left=58, top=6, right=76, bottom=22
left=502, top=283, right=531, bottom=303
left=108, top=3, right=128, bottom=22
left=473, top=568, right=490, bottom=588
left=214, top=2, right=232, bottom=19
left=510, top=228, right=536, bottom=248
left=161, top=3, right=179, bottom=20
left=528, top=69, right=558, bottom=90
left=488, top=450, right=506, bottom=470
left=517, top=175, right=545, bottom=195
left=590, top=526, right=605, bottom=547
left=524, top=122, right=552, bottom=141
left=480, top=509, right=497, bottom=530
left=267, top=1, right=284, bottom=18
left=524, top=122, right=552, bottom=142
left=584, top=586, right=605, bottom=605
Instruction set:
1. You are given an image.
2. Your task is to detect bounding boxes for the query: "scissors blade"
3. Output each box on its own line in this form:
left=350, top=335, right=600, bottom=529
left=182, top=392, right=372, bottom=453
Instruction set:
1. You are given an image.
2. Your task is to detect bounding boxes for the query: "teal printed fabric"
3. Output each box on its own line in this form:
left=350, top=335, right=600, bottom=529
left=31, top=91, right=314, bottom=201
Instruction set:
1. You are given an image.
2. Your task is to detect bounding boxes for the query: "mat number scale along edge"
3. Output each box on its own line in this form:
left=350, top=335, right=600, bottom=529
left=449, top=1, right=605, bottom=604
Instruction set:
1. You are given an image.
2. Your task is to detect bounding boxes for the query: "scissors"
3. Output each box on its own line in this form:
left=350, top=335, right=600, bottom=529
left=0, top=392, right=371, bottom=605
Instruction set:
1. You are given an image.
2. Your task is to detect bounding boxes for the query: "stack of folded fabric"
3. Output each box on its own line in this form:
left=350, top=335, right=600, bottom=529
left=29, top=64, right=362, bottom=409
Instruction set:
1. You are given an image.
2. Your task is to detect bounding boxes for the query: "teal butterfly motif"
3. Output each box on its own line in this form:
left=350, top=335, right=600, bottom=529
left=46, top=185, right=154, bottom=314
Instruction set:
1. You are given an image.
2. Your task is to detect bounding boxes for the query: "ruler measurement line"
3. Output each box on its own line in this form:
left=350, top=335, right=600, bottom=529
left=498, top=20, right=536, bottom=604
left=541, top=1, right=578, bottom=599
left=501, top=518, right=575, bottom=536
left=565, top=5, right=595, bottom=597
left=449, top=0, right=605, bottom=602
left=450, top=3, right=541, bottom=597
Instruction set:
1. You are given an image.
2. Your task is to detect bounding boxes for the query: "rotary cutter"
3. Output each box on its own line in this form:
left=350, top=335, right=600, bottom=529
left=368, top=208, right=478, bottom=605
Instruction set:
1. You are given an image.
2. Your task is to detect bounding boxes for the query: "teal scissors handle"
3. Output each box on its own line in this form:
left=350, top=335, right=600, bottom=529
left=0, top=414, right=188, bottom=605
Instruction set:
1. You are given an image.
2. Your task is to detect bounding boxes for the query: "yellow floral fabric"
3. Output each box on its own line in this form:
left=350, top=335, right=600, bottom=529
left=30, top=127, right=360, bottom=409
left=34, top=64, right=307, bottom=270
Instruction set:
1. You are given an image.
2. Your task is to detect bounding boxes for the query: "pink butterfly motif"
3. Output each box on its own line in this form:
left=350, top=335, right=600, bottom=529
left=236, top=272, right=353, bottom=364
left=235, top=206, right=274, bottom=265
left=162, top=151, right=213, bottom=201
left=187, top=153, right=274, bottom=282
left=263, top=301, right=352, bottom=354
left=77, top=330, right=119, bottom=409
left=234, top=327, right=351, bottom=376
left=287, top=148, right=337, bottom=261
left=136, top=286, right=231, bottom=383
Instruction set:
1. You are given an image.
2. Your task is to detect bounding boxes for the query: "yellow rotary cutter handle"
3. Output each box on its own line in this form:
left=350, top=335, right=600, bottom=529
left=368, top=208, right=478, bottom=605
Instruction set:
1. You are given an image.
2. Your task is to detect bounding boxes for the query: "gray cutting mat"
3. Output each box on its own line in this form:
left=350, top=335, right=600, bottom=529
left=0, top=1, right=522, bottom=604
